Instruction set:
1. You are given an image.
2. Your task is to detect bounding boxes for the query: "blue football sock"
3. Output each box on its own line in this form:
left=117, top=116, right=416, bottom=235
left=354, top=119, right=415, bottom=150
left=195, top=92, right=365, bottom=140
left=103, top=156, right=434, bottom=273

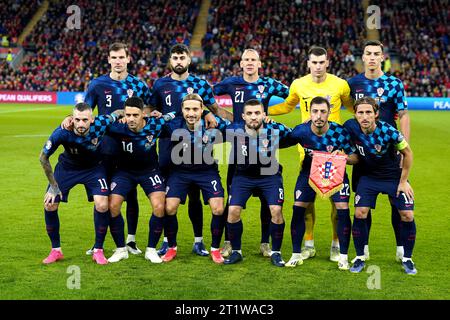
left=148, top=214, right=164, bottom=248
left=352, top=217, right=368, bottom=257
left=94, top=208, right=110, bottom=249
left=366, top=209, right=372, bottom=245
left=165, top=214, right=178, bottom=248
left=259, top=197, right=271, bottom=244
left=270, top=221, right=285, bottom=252
left=227, top=220, right=243, bottom=251
left=109, top=214, right=125, bottom=248
left=45, top=209, right=60, bottom=248
left=392, top=205, right=402, bottom=246
left=291, top=206, right=306, bottom=253
left=210, top=214, right=223, bottom=249
left=188, top=187, right=203, bottom=238
left=401, top=220, right=416, bottom=258
left=125, top=188, right=139, bottom=236
left=336, top=209, right=351, bottom=254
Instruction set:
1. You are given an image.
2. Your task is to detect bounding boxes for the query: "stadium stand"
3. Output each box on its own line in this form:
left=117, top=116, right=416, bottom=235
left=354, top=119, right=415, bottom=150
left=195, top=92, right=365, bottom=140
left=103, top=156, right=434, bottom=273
left=0, top=0, right=40, bottom=47
left=378, top=0, right=450, bottom=97
left=1, top=0, right=200, bottom=91
left=0, top=0, right=448, bottom=97
left=200, top=0, right=366, bottom=85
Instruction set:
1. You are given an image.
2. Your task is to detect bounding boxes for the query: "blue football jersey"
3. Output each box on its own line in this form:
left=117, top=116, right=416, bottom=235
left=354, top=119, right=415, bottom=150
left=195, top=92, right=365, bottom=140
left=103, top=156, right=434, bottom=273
left=227, top=121, right=291, bottom=177
left=347, top=73, right=407, bottom=126
left=42, top=114, right=118, bottom=169
left=213, top=76, right=289, bottom=124
left=344, top=119, right=405, bottom=179
left=287, top=121, right=356, bottom=174
left=150, top=73, right=216, bottom=114
left=84, top=74, right=152, bottom=115
left=107, top=116, right=173, bottom=172
left=162, top=115, right=230, bottom=172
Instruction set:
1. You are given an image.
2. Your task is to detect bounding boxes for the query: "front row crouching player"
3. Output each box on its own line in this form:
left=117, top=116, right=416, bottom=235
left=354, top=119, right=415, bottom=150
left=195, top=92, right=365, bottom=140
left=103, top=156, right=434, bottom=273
left=162, top=94, right=229, bottom=264
left=40, top=103, right=123, bottom=264
left=344, top=97, right=417, bottom=275
left=283, top=96, right=358, bottom=270
left=224, top=99, right=291, bottom=267
left=106, top=97, right=175, bottom=264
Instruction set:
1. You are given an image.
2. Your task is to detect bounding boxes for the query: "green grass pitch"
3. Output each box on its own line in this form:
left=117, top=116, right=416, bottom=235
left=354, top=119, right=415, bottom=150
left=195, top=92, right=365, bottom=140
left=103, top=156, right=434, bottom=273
left=0, top=103, right=449, bottom=300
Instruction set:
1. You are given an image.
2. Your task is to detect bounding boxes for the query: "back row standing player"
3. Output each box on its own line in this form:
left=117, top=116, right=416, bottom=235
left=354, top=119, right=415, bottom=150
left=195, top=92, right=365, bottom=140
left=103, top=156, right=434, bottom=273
left=213, top=49, right=290, bottom=258
left=149, top=44, right=233, bottom=257
left=347, top=40, right=411, bottom=262
left=83, top=42, right=152, bottom=255
left=269, top=46, right=353, bottom=262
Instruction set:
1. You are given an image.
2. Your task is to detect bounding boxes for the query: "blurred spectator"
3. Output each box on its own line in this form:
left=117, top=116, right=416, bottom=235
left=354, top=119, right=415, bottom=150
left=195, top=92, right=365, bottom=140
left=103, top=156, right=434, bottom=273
left=380, top=0, right=449, bottom=97
left=0, top=0, right=39, bottom=47
left=200, top=0, right=366, bottom=85
left=1, top=0, right=200, bottom=91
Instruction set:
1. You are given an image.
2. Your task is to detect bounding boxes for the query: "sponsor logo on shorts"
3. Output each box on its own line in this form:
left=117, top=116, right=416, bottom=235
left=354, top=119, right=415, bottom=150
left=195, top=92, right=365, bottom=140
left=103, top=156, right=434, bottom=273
left=355, top=194, right=361, bottom=204
left=110, top=182, right=117, bottom=191
left=295, top=190, right=302, bottom=200
left=45, top=140, right=52, bottom=150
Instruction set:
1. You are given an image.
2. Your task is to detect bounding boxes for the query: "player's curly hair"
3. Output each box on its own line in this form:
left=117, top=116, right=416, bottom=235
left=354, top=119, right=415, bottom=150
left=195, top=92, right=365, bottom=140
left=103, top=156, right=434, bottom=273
left=170, top=43, right=191, bottom=56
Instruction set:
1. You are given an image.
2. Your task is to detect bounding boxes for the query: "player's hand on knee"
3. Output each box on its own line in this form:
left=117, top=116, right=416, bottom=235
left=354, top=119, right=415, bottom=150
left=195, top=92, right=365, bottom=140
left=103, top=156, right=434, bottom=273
left=397, top=181, right=414, bottom=202
left=45, top=185, right=62, bottom=205
left=61, top=116, right=73, bottom=130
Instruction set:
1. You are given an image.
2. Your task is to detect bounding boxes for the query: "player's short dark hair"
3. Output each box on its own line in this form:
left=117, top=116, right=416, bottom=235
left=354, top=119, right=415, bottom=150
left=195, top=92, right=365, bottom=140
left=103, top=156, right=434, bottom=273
left=310, top=96, right=331, bottom=110
left=170, top=43, right=191, bottom=56
left=243, top=99, right=263, bottom=113
left=124, top=96, right=144, bottom=110
left=109, top=42, right=129, bottom=56
left=182, top=93, right=203, bottom=108
left=363, top=40, right=384, bottom=51
left=308, top=46, right=328, bottom=59
left=354, top=96, right=379, bottom=113
left=74, top=102, right=91, bottom=112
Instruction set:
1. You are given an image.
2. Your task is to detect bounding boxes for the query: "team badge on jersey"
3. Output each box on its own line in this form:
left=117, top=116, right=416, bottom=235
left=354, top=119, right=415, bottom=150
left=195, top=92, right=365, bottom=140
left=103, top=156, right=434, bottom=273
left=45, top=140, right=52, bottom=150
left=91, top=138, right=98, bottom=146
left=127, top=89, right=134, bottom=98
left=145, top=135, right=155, bottom=149
left=258, top=85, right=265, bottom=94
left=187, top=87, right=194, bottom=94
left=202, top=134, right=209, bottom=144
left=326, top=145, right=334, bottom=153
left=377, top=87, right=384, bottom=97
left=374, top=144, right=382, bottom=153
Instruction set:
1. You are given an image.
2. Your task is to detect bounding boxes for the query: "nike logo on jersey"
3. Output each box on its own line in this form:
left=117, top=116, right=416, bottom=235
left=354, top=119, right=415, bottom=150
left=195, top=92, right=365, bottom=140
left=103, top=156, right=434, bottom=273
left=104, top=90, right=112, bottom=94
left=236, top=87, right=245, bottom=90
left=164, top=91, right=172, bottom=94
left=356, top=89, right=364, bottom=92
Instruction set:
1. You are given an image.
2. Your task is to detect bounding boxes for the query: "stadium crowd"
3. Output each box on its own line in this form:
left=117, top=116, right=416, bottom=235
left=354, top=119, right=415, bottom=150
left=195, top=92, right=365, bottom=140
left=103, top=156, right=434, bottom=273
left=1, top=0, right=200, bottom=91
left=0, top=0, right=449, bottom=97
left=201, top=0, right=365, bottom=85
left=379, top=0, right=450, bottom=97
left=0, top=0, right=40, bottom=46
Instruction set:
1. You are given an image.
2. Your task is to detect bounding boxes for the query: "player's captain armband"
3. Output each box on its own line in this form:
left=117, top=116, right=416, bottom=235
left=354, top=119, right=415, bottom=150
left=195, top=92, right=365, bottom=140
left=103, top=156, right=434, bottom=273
left=309, top=151, right=347, bottom=198
left=395, top=139, right=409, bottom=151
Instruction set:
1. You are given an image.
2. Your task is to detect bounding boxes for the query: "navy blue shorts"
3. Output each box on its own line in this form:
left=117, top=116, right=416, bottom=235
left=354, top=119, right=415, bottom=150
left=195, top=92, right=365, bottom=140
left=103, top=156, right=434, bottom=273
left=229, top=173, right=284, bottom=207
left=110, top=169, right=165, bottom=197
left=294, top=172, right=350, bottom=203
left=355, top=176, right=414, bottom=210
left=166, top=170, right=224, bottom=204
left=50, top=163, right=109, bottom=202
